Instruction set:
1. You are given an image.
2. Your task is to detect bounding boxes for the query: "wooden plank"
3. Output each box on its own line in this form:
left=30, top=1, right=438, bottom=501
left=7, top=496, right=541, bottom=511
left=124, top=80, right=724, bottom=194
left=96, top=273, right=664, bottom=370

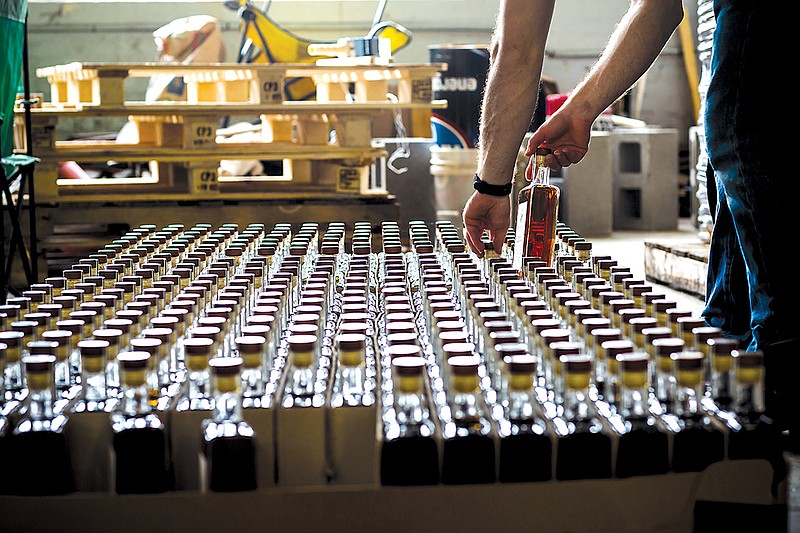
left=49, top=189, right=391, bottom=203
left=35, top=62, right=446, bottom=108
left=644, top=240, right=708, bottom=298
left=22, top=101, right=447, bottom=116
left=36, top=62, right=445, bottom=81
left=39, top=143, right=386, bottom=162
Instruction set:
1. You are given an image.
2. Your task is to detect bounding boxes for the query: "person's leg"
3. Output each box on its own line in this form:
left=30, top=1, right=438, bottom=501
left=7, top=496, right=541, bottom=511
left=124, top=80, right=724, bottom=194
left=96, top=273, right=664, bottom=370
left=704, top=0, right=800, bottom=432
left=723, top=166, right=800, bottom=430
left=701, top=169, right=751, bottom=348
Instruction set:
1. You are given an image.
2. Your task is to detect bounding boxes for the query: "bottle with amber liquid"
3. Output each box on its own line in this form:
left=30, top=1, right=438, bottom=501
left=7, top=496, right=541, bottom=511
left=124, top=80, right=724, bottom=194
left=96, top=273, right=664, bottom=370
left=111, top=351, right=172, bottom=494
left=555, top=354, right=613, bottom=480
left=512, top=147, right=560, bottom=271
left=380, top=351, right=439, bottom=486
left=726, top=350, right=782, bottom=465
left=669, top=351, right=726, bottom=473
left=498, top=354, right=552, bottom=482
left=613, top=352, right=670, bottom=478
left=441, top=355, right=496, bottom=485
left=9, top=354, right=74, bottom=495
left=201, top=356, right=257, bottom=492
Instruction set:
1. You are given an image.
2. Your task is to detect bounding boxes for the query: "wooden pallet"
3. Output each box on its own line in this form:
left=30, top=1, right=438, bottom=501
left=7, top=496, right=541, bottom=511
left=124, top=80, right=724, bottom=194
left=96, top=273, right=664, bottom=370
left=644, top=239, right=709, bottom=298
left=34, top=62, right=444, bottom=108
left=18, top=61, right=448, bottom=202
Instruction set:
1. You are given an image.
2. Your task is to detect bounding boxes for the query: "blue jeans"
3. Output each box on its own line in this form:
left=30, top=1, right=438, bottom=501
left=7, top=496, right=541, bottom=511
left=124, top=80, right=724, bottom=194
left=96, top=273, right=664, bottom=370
left=703, top=0, right=799, bottom=422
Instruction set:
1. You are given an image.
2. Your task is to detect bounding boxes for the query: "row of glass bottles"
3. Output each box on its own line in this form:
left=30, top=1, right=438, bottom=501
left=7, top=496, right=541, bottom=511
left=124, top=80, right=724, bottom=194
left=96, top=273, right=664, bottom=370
left=374, top=217, right=780, bottom=483
left=0, top=220, right=381, bottom=494
left=0, top=218, right=780, bottom=491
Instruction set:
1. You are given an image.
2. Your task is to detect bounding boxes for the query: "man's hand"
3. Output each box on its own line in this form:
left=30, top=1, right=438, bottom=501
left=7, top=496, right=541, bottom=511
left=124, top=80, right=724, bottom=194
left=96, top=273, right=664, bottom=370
left=462, top=191, right=512, bottom=255
left=524, top=107, right=593, bottom=174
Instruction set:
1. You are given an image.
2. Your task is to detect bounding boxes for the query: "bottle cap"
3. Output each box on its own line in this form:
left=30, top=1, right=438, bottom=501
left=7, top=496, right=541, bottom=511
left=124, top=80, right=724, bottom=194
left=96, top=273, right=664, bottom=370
left=118, top=351, right=151, bottom=371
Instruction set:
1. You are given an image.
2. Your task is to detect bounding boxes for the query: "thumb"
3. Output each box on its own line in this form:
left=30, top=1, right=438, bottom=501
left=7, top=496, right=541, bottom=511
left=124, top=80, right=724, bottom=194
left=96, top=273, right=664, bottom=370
left=525, top=127, right=547, bottom=156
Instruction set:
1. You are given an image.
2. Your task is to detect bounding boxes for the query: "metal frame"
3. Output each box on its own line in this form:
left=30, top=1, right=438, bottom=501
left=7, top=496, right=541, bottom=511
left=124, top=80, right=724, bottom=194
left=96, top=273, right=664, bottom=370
left=1, top=15, right=38, bottom=302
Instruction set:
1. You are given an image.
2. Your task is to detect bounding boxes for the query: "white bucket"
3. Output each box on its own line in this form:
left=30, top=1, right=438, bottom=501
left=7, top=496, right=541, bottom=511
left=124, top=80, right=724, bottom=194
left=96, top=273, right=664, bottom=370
left=429, top=146, right=479, bottom=229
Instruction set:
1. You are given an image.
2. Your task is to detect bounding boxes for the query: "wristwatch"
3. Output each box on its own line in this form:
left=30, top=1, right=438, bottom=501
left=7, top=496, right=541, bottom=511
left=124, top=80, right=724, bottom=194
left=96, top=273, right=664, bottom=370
left=473, top=174, right=513, bottom=196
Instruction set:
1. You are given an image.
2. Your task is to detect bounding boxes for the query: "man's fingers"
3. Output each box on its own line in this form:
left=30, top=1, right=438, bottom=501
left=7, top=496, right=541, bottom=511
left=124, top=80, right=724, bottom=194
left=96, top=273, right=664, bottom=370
left=463, top=222, right=484, bottom=255
left=491, top=231, right=507, bottom=256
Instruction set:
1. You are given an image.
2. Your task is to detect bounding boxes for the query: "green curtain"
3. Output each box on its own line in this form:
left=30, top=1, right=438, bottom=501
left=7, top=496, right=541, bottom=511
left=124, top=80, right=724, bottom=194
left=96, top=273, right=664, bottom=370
left=1, top=0, right=28, bottom=165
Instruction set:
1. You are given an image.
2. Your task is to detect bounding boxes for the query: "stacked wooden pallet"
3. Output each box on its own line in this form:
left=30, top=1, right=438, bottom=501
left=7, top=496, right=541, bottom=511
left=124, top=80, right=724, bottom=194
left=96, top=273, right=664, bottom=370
left=16, top=61, right=446, bottom=202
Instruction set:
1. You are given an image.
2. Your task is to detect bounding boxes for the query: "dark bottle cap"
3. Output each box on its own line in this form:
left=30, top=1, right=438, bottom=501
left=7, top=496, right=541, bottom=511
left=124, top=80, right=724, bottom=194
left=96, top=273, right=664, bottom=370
left=209, top=356, right=243, bottom=376
left=118, top=351, right=151, bottom=371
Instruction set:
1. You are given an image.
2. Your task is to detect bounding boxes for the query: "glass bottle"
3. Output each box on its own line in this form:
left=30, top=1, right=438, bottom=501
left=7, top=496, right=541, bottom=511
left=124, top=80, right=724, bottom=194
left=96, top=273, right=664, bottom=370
left=380, top=352, right=439, bottom=486
left=40, top=330, right=75, bottom=396
left=498, top=354, right=552, bottom=482
left=201, top=356, right=258, bottom=492
left=555, top=354, right=613, bottom=480
left=331, top=333, right=373, bottom=407
left=0, top=331, right=25, bottom=398
left=129, top=336, right=166, bottom=405
left=598, top=338, right=636, bottom=410
left=75, top=339, right=111, bottom=411
left=441, top=355, right=495, bottom=485
left=512, top=147, right=560, bottom=271
left=93, top=327, right=124, bottom=396
left=283, top=334, right=319, bottom=407
left=651, top=337, right=685, bottom=410
left=727, top=350, right=782, bottom=464
left=111, top=351, right=172, bottom=494
left=669, top=351, right=726, bottom=473
left=180, top=337, right=214, bottom=410
left=9, top=354, right=74, bottom=495
left=235, top=335, right=268, bottom=402
left=613, top=352, right=670, bottom=478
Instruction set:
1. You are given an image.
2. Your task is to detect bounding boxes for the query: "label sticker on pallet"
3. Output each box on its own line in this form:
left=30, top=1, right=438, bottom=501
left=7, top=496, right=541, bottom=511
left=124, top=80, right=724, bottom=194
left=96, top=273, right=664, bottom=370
left=258, top=71, right=285, bottom=105
left=186, top=124, right=217, bottom=149
left=336, top=167, right=362, bottom=193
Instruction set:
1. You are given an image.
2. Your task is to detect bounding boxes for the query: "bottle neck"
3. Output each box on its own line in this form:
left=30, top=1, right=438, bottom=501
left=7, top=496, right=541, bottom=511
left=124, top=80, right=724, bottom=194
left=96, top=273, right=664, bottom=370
left=673, top=380, right=703, bottom=417
left=619, top=382, right=652, bottom=419
left=563, top=386, right=592, bottom=421
left=451, top=388, right=484, bottom=424
left=735, top=380, right=765, bottom=417
left=213, top=389, right=243, bottom=423
left=187, top=367, right=211, bottom=399
left=507, top=386, right=536, bottom=422
left=395, top=387, right=428, bottom=426
left=119, top=379, right=151, bottom=417
left=82, top=369, right=108, bottom=402
left=532, top=155, right=551, bottom=185
left=336, top=364, right=366, bottom=405
left=711, top=366, right=734, bottom=408
left=241, top=367, right=265, bottom=398
left=27, top=385, right=55, bottom=421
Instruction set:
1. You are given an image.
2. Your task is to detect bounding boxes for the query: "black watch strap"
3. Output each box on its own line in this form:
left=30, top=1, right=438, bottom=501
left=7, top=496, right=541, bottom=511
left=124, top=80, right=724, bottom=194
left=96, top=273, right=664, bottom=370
left=473, top=174, right=513, bottom=196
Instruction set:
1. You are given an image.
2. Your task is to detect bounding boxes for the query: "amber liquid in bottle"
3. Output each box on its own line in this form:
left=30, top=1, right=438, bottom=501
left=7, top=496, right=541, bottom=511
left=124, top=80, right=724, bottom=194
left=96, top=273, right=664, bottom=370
left=113, top=420, right=172, bottom=494
left=380, top=353, right=440, bottom=486
left=670, top=353, right=725, bottom=473
left=512, top=148, right=560, bottom=272
left=498, top=357, right=552, bottom=483
left=440, top=357, right=496, bottom=485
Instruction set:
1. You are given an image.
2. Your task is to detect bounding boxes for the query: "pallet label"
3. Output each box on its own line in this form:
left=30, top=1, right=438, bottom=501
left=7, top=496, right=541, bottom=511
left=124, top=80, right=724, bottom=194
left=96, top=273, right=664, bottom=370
left=185, top=117, right=218, bottom=149
left=258, top=71, right=285, bottom=105
left=336, top=167, right=362, bottom=193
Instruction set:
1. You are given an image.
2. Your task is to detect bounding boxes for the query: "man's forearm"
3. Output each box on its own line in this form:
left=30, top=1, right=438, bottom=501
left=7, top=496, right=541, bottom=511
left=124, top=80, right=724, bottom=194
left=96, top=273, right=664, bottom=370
left=476, top=0, right=555, bottom=186
left=567, top=0, right=684, bottom=121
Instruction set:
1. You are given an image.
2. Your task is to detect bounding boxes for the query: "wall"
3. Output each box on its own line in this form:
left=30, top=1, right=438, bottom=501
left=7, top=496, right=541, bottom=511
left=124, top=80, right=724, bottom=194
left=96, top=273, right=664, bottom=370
left=25, top=0, right=697, bottom=147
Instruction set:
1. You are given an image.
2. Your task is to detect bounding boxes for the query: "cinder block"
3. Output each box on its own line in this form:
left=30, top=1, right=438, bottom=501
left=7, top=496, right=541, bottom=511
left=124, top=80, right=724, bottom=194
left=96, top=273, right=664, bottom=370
left=611, top=128, right=679, bottom=231
left=557, top=131, right=613, bottom=237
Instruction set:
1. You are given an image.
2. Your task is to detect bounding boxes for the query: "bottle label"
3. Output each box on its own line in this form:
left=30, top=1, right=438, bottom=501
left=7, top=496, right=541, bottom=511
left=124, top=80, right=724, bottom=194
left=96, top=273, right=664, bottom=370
left=511, top=200, right=528, bottom=272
